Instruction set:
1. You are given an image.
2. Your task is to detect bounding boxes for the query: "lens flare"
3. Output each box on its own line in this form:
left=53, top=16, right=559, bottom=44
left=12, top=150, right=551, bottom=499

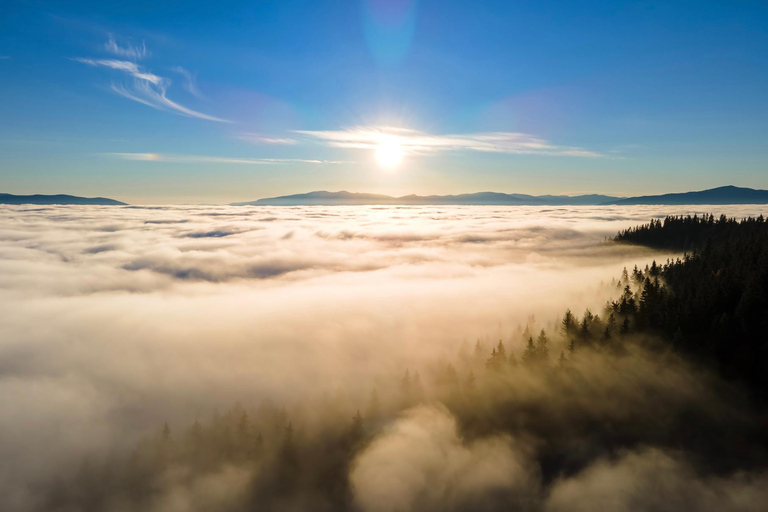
left=362, top=0, right=418, bottom=67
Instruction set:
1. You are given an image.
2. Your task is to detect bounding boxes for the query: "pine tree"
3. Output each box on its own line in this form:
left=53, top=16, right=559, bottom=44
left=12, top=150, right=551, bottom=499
left=601, top=325, right=612, bottom=344
left=522, top=337, right=536, bottom=364
left=536, top=330, right=549, bottom=362
left=496, top=340, right=507, bottom=361
left=561, top=309, right=576, bottom=337
left=508, top=349, right=518, bottom=368
left=486, top=341, right=508, bottom=372
left=444, top=363, right=459, bottom=385
left=486, top=347, right=497, bottom=370
left=620, top=317, right=630, bottom=335
left=349, top=411, right=364, bottom=445
left=521, top=324, right=532, bottom=344
left=580, top=316, right=591, bottom=339
left=162, top=422, right=171, bottom=441
left=238, top=411, right=250, bottom=437
left=473, top=339, right=486, bottom=363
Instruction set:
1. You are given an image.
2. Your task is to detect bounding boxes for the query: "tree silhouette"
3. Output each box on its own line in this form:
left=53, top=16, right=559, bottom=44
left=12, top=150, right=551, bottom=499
left=535, top=330, right=549, bottom=363
left=522, top=336, right=536, bottom=365
left=561, top=309, right=576, bottom=338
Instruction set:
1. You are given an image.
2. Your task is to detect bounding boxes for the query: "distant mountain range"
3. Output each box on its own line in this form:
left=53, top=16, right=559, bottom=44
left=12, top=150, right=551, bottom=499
left=232, top=186, right=768, bottom=206
left=232, top=191, right=622, bottom=206
left=0, top=193, right=126, bottom=205
left=605, top=186, right=768, bottom=205
left=3, top=186, right=767, bottom=207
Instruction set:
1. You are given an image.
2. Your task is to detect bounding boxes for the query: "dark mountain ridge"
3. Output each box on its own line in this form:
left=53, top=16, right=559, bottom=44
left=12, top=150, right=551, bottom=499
left=234, top=185, right=768, bottom=206
left=0, top=193, right=126, bottom=205
left=606, top=185, right=768, bottom=205
left=232, top=190, right=621, bottom=206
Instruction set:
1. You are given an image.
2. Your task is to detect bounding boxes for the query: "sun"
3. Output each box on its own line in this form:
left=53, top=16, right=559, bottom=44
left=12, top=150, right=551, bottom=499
left=375, top=136, right=404, bottom=169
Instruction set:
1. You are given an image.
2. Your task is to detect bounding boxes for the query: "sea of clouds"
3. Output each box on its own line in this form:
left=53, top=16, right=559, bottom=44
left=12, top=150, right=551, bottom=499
left=2, top=204, right=768, bottom=511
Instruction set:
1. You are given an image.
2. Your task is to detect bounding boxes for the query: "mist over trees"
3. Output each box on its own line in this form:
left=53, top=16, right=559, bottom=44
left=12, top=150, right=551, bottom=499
left=39, top=215, right=768, bottom=512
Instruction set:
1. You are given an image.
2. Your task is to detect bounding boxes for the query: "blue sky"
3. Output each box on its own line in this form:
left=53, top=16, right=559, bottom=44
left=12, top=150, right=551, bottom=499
left=2, top=0, right=768, bottom=204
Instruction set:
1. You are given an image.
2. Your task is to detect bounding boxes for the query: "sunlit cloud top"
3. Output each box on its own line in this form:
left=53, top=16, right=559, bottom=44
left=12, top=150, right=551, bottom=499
left=296, top=126, right=603, bottom=158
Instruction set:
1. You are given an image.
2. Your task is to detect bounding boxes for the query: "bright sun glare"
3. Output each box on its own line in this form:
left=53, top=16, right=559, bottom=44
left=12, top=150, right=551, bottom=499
left=375, top=136, right=404, bottom=169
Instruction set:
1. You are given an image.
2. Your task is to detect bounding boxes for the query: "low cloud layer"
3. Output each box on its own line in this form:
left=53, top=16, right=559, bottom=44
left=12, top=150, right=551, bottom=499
left=1, top=204, right=767, bottom=511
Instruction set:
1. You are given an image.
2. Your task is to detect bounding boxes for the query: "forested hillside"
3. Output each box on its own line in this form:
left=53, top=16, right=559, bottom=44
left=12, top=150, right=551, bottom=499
left=615, top=214, right=768, bottom=399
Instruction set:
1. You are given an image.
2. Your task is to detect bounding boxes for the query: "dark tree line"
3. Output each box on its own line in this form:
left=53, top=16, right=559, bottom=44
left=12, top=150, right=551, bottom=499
left=615, top=214, right=768, bottom=400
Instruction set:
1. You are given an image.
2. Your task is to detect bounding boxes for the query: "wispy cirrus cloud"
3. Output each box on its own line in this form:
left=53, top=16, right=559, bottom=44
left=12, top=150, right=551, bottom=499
left=104, top=35, right=148, bottom=59
left=172, top=66, right=202, bottom=98
left=237, top=133, right=298, bottom=145
left=106, top=152, right=348, bottom=165
left=109, top=81, right=229, bottom=123
left=74, top=58, right=164, bottom=84
left=74, top=42, right=228, bottom=123
left=296, top=126, right=603, bottom=157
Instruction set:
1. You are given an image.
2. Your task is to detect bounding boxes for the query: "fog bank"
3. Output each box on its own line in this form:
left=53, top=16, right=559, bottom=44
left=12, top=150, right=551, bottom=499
left=2, top=204, right=767, bottom=511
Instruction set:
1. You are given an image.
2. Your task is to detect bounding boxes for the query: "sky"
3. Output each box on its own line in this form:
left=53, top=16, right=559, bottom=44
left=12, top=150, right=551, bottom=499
left=1, top=0, right=768, bottom=204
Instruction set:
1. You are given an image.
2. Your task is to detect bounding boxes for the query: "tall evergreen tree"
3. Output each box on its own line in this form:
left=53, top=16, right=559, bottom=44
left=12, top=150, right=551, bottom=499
left=561, top=309, right=576, bottom=337
left=522, top=336, right=536, bottom=364
left=536, top=330, right=550, bottom=362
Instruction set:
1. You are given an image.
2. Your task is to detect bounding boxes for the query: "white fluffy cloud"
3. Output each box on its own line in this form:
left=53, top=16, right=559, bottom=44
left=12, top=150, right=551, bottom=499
left=546, top=448, right=768, bottom=512
left=351, top=406, right=538, bottom=512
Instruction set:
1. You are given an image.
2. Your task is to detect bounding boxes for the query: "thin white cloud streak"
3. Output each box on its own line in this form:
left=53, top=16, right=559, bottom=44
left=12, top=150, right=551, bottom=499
left=237, top=133, right=297, bottom=145
left=110, top=81, right=229, bottom=122
left=74, top=56, right=229, bottom=123
left=104, top=35, right=148, bottom=59
left=296, top=126, right=603, bottom=157
left=75, top=58, right=164, bottom=85
left=106, top=152, right=348, bottom=165
left=172, top=66, right=202, bottom=98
